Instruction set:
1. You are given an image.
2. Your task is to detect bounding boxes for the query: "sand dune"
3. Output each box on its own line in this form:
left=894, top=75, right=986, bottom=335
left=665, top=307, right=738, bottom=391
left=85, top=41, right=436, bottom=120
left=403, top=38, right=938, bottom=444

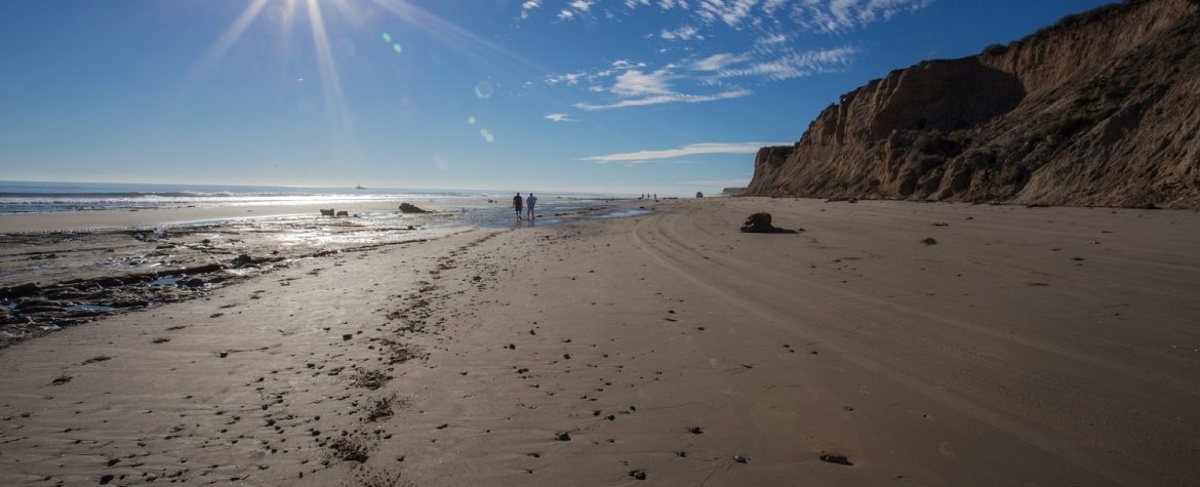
left=2, top=198, right=1199, bottom=485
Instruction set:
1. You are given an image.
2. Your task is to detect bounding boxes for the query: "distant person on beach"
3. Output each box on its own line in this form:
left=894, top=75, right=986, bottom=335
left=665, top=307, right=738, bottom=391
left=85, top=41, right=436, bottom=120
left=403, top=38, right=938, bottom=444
left=526, top=193, right=538, bottom=220
left=513, top=193, right=524, bottom=220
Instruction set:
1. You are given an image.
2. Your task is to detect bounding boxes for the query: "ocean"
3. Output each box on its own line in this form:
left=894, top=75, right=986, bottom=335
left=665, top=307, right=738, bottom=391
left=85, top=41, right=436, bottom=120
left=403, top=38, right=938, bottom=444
left=0, top=181, right=651, bottom=234
left=0, top=181, right=604, bottom=214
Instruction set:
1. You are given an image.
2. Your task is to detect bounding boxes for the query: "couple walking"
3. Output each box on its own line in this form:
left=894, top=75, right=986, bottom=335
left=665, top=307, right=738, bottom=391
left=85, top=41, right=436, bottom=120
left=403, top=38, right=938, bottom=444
left=513, top=192, right=537, bottom=220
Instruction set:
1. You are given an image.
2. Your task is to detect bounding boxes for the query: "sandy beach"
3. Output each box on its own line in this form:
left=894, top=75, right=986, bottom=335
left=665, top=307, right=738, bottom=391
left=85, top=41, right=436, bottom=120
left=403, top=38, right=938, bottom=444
left=2, top=197, right=1199, bottom=486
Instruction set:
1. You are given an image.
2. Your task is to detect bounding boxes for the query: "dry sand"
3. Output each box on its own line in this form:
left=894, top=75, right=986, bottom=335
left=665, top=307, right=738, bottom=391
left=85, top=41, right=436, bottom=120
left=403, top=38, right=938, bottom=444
left=2, top=198, right=1199, bottom=486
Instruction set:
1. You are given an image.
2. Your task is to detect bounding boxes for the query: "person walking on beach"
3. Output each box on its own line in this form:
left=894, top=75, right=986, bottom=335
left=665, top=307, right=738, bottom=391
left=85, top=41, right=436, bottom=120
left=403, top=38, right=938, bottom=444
left=513, top=193, right=524, bottom=220
left=526, top=193, right=538, bottom=220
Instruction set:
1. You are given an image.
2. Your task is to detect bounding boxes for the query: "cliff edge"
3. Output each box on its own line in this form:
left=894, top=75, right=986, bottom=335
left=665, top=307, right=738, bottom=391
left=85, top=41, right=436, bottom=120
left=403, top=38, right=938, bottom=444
left=746, top=0, right=1200, bottom=207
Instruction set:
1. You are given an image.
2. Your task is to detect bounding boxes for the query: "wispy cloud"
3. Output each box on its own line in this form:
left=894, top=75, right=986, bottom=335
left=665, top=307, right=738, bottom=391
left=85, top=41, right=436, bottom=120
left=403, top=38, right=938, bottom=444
left=677, top=178, right=754, bottom=187
left=716, top=46, right=856, bottom=80
left=691, top=52, right=749, bottom=72
left=544, top=113, right=577, bottom=122
left=791, top=0, right=936, bottom=33
left=532, top=0, right=929, bottom=110
left=582, top=141, right=786, bottom=163
left=575, top=88, right=750, bottom=111
left=696, top=0, right=759, bottom=27
left=526, top=0, right=932, bottom=30
left=661, top=25, right=702, bottom=41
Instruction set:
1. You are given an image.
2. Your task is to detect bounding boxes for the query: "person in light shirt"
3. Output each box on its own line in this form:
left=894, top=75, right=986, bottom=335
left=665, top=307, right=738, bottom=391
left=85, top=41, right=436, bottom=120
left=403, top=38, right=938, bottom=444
left=526, top=193, right=538, bottom=220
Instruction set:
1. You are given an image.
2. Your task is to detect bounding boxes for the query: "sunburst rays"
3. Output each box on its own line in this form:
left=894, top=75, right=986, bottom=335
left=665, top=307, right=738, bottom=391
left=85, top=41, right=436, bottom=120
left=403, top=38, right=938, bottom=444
left=173, top=0, right=542, bottom=164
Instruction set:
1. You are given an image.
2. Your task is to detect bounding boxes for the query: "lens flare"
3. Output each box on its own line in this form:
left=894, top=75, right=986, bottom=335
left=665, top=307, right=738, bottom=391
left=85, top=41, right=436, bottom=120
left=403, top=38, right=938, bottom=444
left=474, top=80, right=494, bottom=99
left=480, top=128, right=494, bottom=143
left=467, top=116, right=476, bottom=125
left=382, top=32, right=392, bottom=42
left=392, top=43, right=403, bottom=54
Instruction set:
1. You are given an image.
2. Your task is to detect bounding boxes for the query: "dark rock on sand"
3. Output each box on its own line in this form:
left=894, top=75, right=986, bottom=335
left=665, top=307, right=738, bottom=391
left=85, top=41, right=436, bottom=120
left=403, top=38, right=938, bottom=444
left=819, top=453, right=853, bottom=466
left=399, top=203, right=432, bottom=214
left=1, top=283, right=41, bottom=300
left=740, top=213, right=796, bottom=234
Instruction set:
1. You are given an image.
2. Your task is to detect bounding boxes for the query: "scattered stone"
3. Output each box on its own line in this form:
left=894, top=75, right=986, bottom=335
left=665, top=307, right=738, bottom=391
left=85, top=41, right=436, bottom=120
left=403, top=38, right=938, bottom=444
left=819, top=453, right=853, bottom=466
left=555, top=432, right=571, bottom=441
left=81, top=355, right=112, bottom=365
left=921, top=237, right=938, bottom=246
left=629, top=470, right=647, bottom=480
left=689, top=426, right=704, bottom=435
left=733, top=454, right=749, bottom=464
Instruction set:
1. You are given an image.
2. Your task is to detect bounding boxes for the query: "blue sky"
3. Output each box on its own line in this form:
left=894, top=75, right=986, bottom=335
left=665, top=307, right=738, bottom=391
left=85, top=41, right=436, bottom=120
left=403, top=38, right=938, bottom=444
left=0, top=0, right=1115, bottom=196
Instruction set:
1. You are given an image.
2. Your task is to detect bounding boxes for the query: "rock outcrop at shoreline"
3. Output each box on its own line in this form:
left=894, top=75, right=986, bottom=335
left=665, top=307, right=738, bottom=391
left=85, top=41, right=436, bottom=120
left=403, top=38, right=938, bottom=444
left=746, top=0, right=1200, bottom=208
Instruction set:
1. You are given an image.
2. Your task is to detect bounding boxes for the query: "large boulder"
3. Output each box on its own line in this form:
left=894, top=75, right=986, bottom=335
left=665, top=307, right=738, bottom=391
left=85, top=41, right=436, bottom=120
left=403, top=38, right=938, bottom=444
left=740, top=213, right=795, bottom=233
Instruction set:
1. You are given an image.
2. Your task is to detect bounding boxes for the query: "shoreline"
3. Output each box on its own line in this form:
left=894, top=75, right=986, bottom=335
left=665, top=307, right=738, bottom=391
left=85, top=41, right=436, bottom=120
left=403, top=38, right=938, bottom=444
left=2, top=197, right=1199, bottom=485
left=0, top=199, right=477, bottom=234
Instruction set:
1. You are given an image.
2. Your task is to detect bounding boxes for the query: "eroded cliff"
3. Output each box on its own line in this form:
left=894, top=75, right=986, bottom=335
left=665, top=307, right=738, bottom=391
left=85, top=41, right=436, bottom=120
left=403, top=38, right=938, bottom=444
left=746, top=0, right=1200, bottom=207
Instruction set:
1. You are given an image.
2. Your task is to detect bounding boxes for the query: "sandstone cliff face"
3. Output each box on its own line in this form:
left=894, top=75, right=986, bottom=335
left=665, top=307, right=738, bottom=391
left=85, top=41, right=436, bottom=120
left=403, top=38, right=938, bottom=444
left=747, top=0, right=1200, bottom=207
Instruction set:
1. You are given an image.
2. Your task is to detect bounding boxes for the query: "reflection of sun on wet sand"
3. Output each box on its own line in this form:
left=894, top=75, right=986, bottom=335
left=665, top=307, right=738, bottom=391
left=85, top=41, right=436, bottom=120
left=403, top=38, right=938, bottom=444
left=2, top=197, right=1200, bottom=485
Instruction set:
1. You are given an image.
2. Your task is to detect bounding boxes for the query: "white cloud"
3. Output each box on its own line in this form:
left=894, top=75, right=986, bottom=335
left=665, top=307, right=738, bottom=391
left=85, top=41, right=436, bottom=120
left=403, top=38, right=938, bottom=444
left=611, top=59, right=646, bottom=70
left=545, top=71, right=590, bottom=85
left=570, top=0, right=594, bottom=11
left=661, top=25, right=702, bottom=41
left=582, top=141, right=786, bottom=163
left=520, top=0, right=541, bottom=19
left=574, top=88, right=750, bottom=110
left=544, top=113, right=577, bottom=122
left=557, top=9, right=575, bottom=20
left=611, top=69, right=673, bottom=96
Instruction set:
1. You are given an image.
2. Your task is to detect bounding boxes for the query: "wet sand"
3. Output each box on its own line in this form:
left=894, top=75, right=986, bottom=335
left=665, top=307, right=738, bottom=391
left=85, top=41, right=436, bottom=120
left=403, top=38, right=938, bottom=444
left=2, top=198, right=1199, bottom=485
